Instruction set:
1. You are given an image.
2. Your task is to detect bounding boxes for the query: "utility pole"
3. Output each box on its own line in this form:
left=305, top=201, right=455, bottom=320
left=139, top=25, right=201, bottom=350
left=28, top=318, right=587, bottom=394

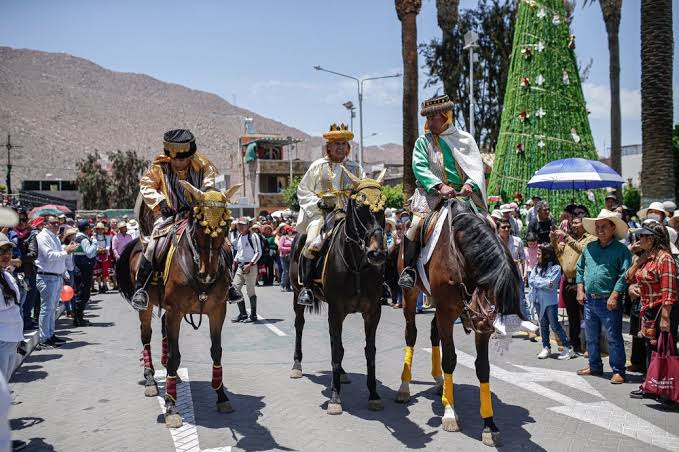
left=1, top=134, right=22, bottom=194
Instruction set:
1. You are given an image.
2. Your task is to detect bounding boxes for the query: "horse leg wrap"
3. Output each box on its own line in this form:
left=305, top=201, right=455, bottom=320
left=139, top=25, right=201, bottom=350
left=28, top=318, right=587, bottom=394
left=431, top=346, right=442, bottom=379
left=142, top=344, right=154, bottom=371
left=211, top=365, right=223, bottom=391
left=401, top=346, right=414, bottom=382
left=441, top=373, right=454, bottom=407
left=161, top=337, right=168, bottom=367
left=480, top=382, right=493, bottom=418
left=165, top=376, right=177, bottom=402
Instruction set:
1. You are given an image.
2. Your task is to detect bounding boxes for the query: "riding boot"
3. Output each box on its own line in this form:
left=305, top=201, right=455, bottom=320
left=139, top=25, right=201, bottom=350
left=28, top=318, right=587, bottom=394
left=297, top=256, right=315, bottom=307
left=243, top=296, right=258, bottom=323
left=398, top=237, right=420, bottom=289
left=231, top=300, right=248, bottom=323
left=131, top=255, right=154, bottom=311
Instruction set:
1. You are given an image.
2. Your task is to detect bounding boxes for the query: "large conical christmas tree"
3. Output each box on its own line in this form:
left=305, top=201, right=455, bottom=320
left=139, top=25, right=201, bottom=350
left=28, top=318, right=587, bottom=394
left=488, top=0, right=602, bottom=211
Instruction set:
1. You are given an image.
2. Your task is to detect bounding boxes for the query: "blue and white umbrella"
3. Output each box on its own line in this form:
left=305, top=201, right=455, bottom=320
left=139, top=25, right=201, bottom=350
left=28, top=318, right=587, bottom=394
left=527, top=157, right=624, bottom=190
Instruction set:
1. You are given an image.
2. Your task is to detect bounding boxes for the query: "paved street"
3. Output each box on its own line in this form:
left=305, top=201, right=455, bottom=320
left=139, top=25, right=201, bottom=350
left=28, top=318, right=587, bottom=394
left=8, top=286, right=679, bottom=452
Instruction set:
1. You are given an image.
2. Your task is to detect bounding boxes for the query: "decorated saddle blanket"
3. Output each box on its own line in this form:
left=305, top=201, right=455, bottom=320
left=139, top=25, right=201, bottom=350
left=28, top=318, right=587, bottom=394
left=416, top=202, right=451, bottom=295
left=153, top=219, right=188, bottom=272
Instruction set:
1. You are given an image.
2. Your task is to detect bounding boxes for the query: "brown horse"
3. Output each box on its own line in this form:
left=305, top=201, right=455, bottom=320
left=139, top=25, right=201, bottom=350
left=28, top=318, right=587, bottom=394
left=289, top=170, right=388, bottom=415
left=396, top=199, right=522, bottom=447
left=116, top=181, right=240, bottom=428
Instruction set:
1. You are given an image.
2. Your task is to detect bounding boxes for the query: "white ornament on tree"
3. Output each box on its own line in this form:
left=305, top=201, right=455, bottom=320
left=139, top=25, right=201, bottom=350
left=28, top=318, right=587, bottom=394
left=538, top=139, right=546, bottom=148
left=537, top=8, right=546, bottom=19
left=570, top=128, right=581, bottom=143
left=536, top=41, right=545, bottom=52
left=536, top=108, right=546, bottom=118
left=552, top=14, right=561, bottom=25
left=536, top=74, right=545, bottom=86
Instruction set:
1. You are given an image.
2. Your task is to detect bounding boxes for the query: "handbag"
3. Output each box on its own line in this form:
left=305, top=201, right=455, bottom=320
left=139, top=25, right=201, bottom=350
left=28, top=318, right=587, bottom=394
left=641, top=332, right=679, bottom=403
left=640, top=308, right=662, bottom=343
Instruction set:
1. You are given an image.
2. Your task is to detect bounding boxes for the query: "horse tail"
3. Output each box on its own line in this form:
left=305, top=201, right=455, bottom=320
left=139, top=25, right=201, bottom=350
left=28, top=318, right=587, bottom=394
left=116, top=238, right=140, bottom=301
left=450, top=208, right=523, bottom=318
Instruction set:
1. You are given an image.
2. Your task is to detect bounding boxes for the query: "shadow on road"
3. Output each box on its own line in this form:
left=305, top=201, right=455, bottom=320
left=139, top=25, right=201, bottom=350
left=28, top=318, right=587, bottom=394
left=305, top=371, right=435, bottom=449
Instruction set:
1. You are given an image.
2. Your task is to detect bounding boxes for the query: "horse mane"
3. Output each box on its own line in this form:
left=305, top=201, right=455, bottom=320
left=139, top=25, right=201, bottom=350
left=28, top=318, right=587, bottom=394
left=115, top=237, right=140, bottom=300
left=449, top=202, right=522, bottom=317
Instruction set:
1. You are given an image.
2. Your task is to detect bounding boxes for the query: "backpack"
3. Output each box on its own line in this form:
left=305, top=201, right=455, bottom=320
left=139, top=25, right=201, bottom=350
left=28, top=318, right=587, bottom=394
left=245, top=232, right=268, bottom=265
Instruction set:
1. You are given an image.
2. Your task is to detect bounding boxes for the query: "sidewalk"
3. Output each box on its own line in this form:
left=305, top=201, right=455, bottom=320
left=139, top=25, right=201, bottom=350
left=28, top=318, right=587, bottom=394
left=11, top=303, right=66, bottom=376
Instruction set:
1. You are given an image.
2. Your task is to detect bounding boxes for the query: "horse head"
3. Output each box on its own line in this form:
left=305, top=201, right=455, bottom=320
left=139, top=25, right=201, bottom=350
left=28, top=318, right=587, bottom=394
left=179, top=181, right=241, bottom=286
left=342, top=167, right=388, bottom=266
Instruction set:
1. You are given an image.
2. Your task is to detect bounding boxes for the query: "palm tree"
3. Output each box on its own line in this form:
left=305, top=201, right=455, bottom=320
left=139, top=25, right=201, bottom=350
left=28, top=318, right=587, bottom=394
left=640, top=0, right=675, bottom=204
left=436, top=0, right=460, bottom=125
left=395, top=0, right=422, bottom=201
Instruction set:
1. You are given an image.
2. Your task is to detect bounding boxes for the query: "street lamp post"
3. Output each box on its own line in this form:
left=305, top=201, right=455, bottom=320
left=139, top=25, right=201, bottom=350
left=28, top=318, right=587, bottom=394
left=463, top=31, right=479, bottom=138
left=314, top=66, right=401, bottom=169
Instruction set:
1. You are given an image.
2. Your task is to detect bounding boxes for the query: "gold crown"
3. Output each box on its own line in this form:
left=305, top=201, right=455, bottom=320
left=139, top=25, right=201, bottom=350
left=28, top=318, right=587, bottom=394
left=323, top=123, right=354, bottom=142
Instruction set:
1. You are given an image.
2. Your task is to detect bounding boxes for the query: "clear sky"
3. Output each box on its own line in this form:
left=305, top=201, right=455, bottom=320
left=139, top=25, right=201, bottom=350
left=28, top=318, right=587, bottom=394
left=0, top=0, right=677, bottom=156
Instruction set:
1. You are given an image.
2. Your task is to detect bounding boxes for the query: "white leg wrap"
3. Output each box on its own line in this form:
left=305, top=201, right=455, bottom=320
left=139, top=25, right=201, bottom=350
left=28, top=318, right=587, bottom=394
left=443, top=404, right=457, bottom=420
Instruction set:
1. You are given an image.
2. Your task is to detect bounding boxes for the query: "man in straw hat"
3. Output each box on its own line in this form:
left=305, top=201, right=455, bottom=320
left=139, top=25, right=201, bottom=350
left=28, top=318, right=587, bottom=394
left=132, top=129, right=242, bottom=310
left=295, top=123, right=365, bottom=306
left=398, top=94, right=487, bottom=289
left=576, top=209, right=632, bottom=384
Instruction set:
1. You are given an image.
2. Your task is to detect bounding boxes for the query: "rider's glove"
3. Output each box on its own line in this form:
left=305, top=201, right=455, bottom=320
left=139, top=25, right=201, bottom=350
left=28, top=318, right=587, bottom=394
left=317, top=200, right=331, bottom=211
left=159, top=200, right=176, bottom=219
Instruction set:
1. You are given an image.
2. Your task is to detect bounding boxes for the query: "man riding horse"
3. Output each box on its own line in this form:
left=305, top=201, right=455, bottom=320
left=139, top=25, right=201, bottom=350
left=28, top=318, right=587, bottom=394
left=398, top=94, right=487, bottom=289
left=131, top=129, right=242, bottom=309
left=295, top=123, right=365, bottom=306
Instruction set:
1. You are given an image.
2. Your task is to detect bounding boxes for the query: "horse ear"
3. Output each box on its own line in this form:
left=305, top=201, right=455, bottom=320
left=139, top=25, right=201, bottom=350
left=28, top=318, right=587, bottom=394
left=222, top=184, right=242, bottom=202
left=375, top=169, right=387, bottom=185
left=341, top=165, right=361, bottom=189
left=179, top=180, right=205, bottom=202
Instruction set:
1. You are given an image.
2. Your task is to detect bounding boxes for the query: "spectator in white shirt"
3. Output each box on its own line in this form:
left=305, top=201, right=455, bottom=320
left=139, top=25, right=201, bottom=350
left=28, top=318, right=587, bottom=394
left=230, top=217, right=262, bottom=323
left=35, top=215, right=77, bottom=349
left=0, top=233, right=23, bottom=379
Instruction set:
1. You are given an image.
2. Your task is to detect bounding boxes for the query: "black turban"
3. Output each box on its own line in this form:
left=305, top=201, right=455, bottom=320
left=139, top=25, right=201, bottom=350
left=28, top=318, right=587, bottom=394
left=163, top=129, right=197, bottom=159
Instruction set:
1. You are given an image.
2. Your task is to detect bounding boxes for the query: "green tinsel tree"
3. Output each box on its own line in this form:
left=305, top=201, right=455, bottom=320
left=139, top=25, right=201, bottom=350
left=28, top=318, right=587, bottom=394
left=488, top=0, right=602, bottom=212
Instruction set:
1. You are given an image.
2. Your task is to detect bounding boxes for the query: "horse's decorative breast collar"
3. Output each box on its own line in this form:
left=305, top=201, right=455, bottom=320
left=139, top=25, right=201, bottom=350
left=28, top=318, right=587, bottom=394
left=192, top=190, right=231, bottom=237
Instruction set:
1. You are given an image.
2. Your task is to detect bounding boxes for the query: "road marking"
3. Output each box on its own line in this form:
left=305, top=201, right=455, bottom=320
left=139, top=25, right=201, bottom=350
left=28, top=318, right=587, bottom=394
left=155, top=368, right=232, bottom=452
left=256, top=314, right=287, bottom=336
left=423, top=348, right=679, bottom=451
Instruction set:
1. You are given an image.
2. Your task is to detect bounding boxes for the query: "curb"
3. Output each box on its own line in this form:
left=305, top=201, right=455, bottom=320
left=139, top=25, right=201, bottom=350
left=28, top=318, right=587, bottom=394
left=11, top=303, right=66, bottom=376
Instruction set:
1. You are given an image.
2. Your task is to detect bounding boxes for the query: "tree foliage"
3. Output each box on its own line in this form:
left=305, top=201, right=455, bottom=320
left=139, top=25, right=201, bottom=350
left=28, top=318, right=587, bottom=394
left=282, top=176, right=301, bottom=212
left=623, top=184, right=641, bottom=213
left=107, top=150, right=150, bottom=209
left=420, top=0, right=516, bottom=150
left=383, top=184, right=405, bottom=209
left=76, top=150, right=149, bottom=210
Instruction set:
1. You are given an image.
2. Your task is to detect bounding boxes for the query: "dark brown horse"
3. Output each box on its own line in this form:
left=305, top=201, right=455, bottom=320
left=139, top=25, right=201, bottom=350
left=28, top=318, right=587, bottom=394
left=289, top=170, right=388, bottom=415
left=116, top=181, right=240, bottom=428
left=396, top=199, right=521, bottom=447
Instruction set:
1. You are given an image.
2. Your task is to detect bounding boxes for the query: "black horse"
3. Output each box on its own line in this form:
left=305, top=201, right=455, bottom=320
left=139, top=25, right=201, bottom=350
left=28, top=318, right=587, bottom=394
left=289, top=169, right=388, bottom=415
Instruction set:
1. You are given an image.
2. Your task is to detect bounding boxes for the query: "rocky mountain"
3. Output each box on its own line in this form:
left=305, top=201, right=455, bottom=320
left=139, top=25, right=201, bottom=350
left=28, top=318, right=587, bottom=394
left=0, top=47, right=402, bottom=190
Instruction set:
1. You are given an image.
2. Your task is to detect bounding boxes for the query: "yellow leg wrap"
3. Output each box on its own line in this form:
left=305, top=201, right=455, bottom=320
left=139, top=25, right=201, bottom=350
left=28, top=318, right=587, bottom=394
left=480, top=382, right=493, bottom=418
left=431, top=346, right=442, bottom=379
left=441, top=373, right=454, bottom=407
left=401, top=346, right=414, bottom=382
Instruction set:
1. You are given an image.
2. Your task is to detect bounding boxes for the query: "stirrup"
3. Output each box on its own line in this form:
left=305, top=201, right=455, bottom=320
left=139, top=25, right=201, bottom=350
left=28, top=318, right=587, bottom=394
left=131, top=289, right=149, bottom=311
left=297, top=288, right=314, bottom=306
left=227, top=285, right=243, bottom=304
left=398, top=268, right=417, bottom=289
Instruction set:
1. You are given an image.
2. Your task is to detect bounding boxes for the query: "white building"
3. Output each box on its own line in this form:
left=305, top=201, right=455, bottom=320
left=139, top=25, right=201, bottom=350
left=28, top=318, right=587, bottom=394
left=620, top=144, right=642, bottom=187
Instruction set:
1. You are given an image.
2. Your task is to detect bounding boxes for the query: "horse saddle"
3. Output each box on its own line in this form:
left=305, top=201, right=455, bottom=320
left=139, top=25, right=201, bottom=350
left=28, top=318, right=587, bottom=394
left=153, top=219, right=189, bottom=269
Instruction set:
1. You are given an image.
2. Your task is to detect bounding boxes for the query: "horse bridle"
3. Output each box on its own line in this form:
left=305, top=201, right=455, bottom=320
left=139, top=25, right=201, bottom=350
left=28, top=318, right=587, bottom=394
left=337, top=190, right=385, bottom=274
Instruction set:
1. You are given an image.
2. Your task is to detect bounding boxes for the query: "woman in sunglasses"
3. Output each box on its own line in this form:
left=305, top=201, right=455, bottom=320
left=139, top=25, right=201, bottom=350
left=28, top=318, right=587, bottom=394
left=626, top=222, right=678, bottom=400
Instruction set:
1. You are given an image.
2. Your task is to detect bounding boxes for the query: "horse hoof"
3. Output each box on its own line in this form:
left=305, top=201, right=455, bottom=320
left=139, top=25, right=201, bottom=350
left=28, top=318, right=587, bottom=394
left=165, top=414, right=183, bottom=429
left=368, top=399, right=384, bottom=411
left=339, top=374, right=351, bottom=384
left=482, top=430, right=502, bottom=447
left=442, top=416, right=461, bottom=432
left=289, top=368, right=303, bottom=379
left=217, top=401, right=233, bottom=413
left=395, top=390, right=410, bottom=404
left=144, top=385, right=159, bottom=397
left=327, top=403, right=343, bottom=415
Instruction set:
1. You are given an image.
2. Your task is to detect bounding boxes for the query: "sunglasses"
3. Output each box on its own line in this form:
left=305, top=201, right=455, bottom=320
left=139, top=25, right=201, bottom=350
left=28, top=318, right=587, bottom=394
left=48, top=220, right=59, bottom=225
left=499, top=226, right=511, bottom=230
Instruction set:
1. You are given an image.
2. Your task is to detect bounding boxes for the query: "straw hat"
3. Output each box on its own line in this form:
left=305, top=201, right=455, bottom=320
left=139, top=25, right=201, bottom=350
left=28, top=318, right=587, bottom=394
left=663, top=200, right=677, bottom=214
left=582, top=209, right=629, bottom=240
left=385, top=217, right=397, bottom=230
left=638, top=202, right=667, bottom=220
left=669, top=210, right=679, bottom=230
left=95, top=222, right=106, bottom=230
left=117, top=221, right=127, bottom=229
left=490, top=209, right=504, bottom=221
left=63, top=228, right=78, bottom=240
